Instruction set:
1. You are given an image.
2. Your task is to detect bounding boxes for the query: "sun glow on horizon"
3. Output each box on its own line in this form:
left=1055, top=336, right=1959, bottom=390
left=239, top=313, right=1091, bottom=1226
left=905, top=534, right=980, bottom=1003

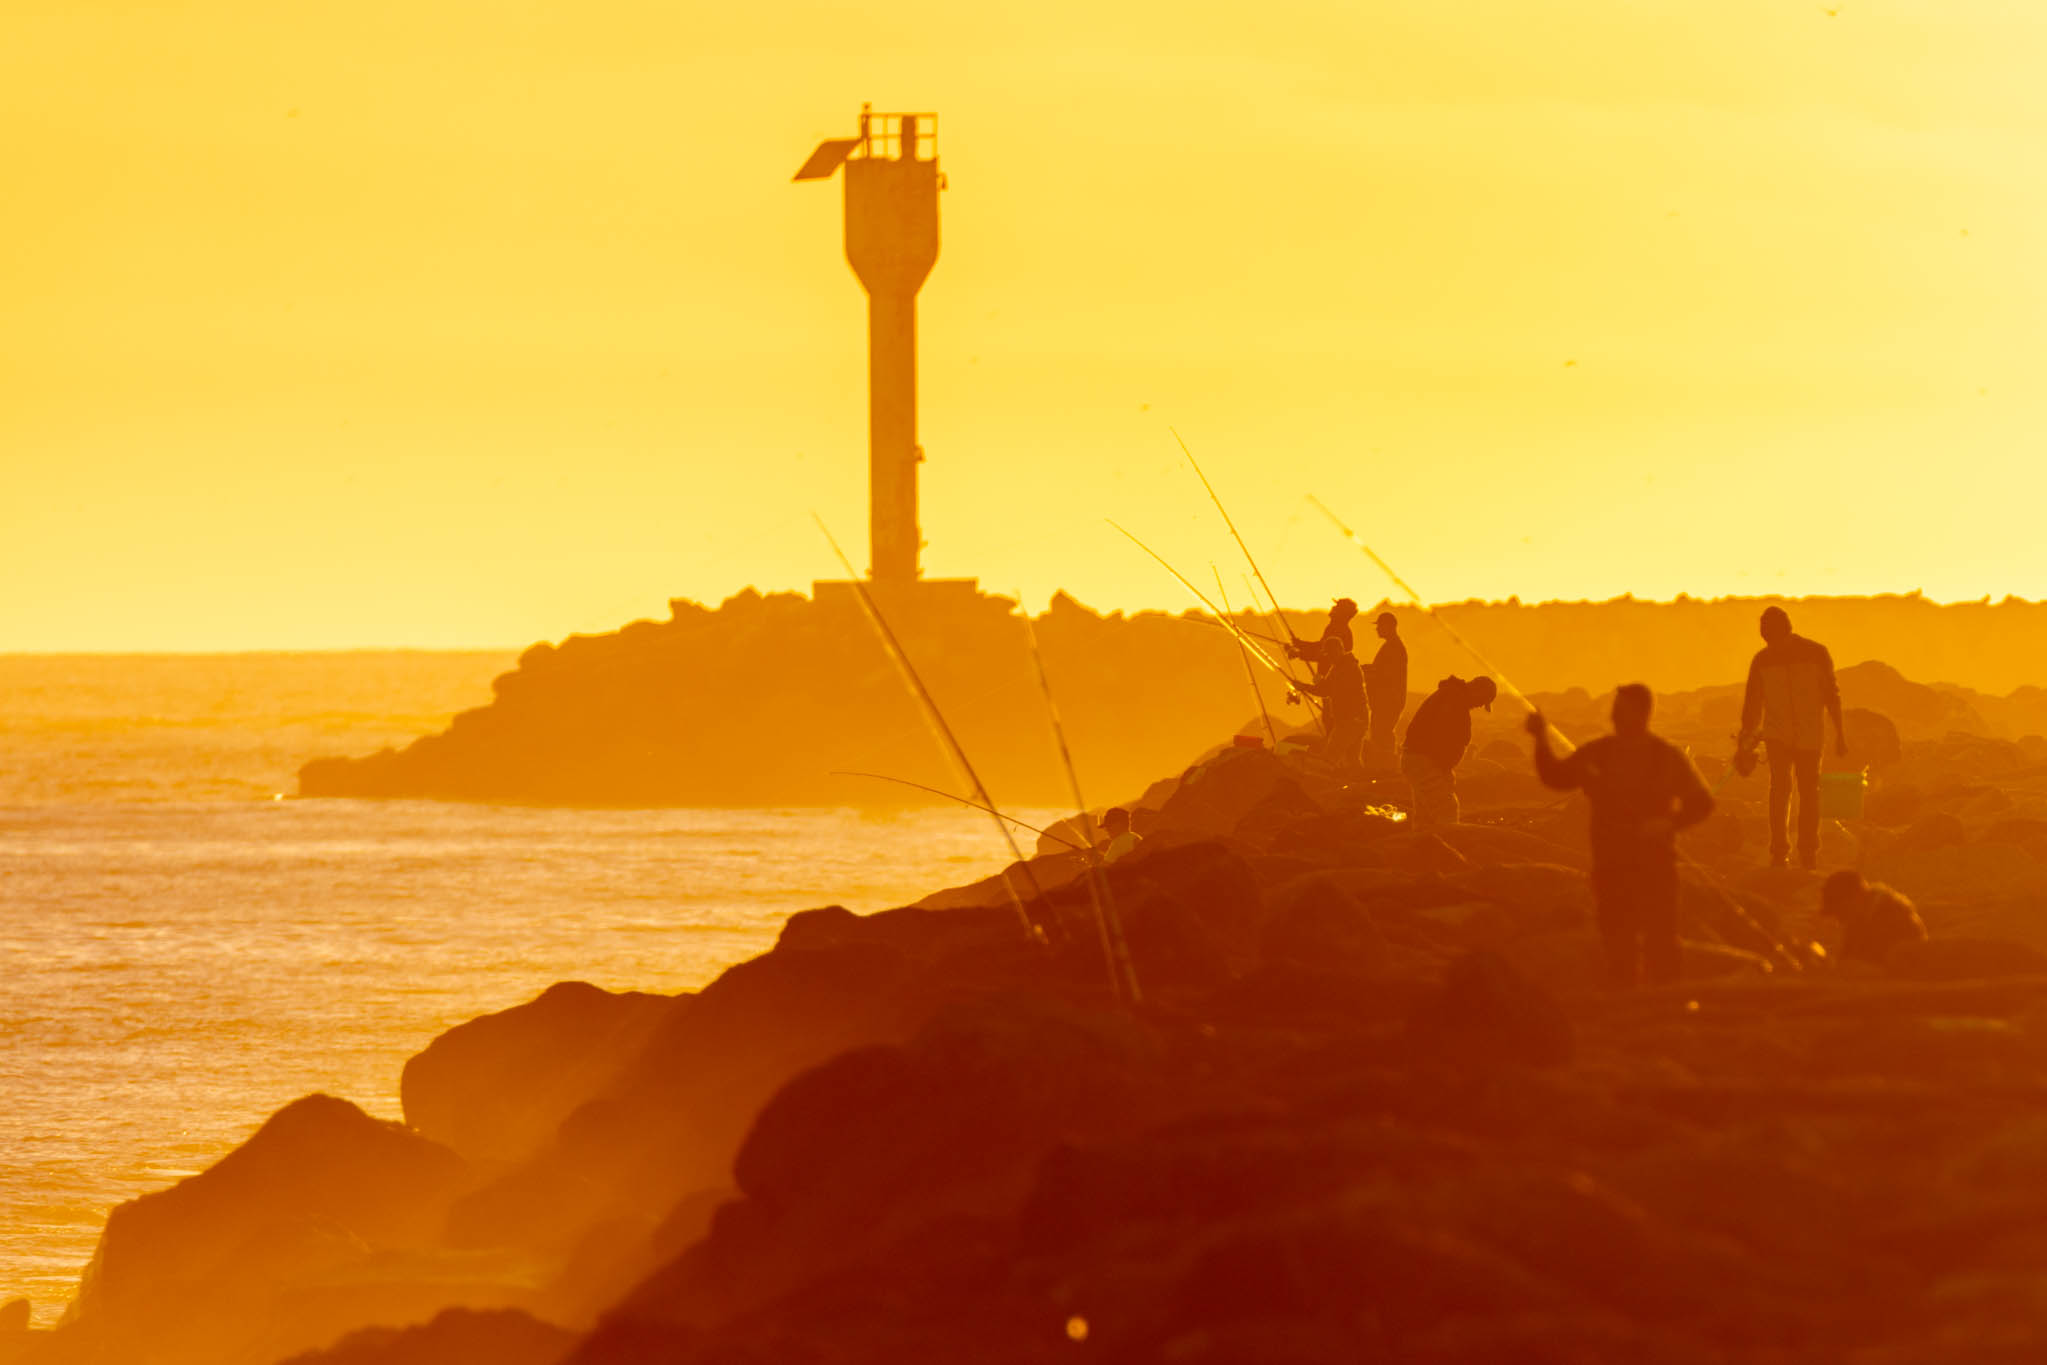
left=3, top=0, right=2042, bottom=651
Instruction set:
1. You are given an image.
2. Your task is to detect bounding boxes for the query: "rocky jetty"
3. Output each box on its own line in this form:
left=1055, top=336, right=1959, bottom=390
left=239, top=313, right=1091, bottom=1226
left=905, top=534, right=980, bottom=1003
left=17, top=659, right=2047, bottom=1363
left=296, top=588, right=2047, bottom=808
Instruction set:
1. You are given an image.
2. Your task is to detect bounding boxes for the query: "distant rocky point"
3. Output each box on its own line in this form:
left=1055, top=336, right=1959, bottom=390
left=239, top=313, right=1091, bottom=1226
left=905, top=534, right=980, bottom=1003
left=297, top=587, right=2047, bottom=807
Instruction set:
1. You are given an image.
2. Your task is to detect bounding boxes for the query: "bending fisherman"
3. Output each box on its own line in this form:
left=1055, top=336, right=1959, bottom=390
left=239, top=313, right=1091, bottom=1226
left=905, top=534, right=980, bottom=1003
left=1400, top=675, right=1496, bottom=826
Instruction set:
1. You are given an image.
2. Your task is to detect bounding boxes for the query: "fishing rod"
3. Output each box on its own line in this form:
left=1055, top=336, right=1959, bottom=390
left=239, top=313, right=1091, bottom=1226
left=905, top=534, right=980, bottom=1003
left=1304, top=494, right=1802, bottom=973
left=1173, top=428, right=1302, bottom=649
left=1020, top=608, right=1143, bottom=1005
left=814, top=516, right=1051, bottom=946
left=831, top=770, right=1087, bottom=851
left=1305, top=494, right=1558, bottom=745
left=1106, top=519, right=1324, bottom=722
left=1245, top=574, right=1307, bottom=678
left=1216, top=568, right=1280, bottom=749
left=1188, top=614, right=1290, bottom=650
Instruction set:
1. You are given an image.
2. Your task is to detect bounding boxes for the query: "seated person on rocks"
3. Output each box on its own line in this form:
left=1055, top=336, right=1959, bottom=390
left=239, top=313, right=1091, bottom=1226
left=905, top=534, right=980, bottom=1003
left=1401, top=675, right=1497, bottom=827
left=1820, top=870, right=1927, bottom=967
left=1527, top=684, right=1714, bottom=988
left=1098, top=807, right=1142, bottom=864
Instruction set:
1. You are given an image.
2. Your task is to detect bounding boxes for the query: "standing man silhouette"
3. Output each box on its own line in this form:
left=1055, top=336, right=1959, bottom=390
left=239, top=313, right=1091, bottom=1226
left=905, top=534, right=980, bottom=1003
left=1738, top=606, right=1848, bottom=870
left=1364, top=611, right=1408, bottom=770
left=1528, top=686, right=1713, bottom=987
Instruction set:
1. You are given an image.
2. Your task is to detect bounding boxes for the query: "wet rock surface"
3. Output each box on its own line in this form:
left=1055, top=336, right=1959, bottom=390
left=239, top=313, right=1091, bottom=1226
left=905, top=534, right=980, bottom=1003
left=26, top=665, right=2047, bottom=1363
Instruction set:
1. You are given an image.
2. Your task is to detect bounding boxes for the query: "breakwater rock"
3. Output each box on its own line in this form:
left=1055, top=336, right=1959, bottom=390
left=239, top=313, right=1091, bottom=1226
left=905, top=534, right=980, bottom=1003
left=24, top=693, right=2047, bottom=1363
left=297, top=587, right=2047, bottom=808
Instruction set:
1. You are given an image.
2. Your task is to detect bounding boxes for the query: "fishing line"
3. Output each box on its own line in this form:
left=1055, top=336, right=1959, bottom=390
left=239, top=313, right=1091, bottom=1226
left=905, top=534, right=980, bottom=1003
left=1107, top=519, right=1325, bottom=724
left=1305, top=496, right=1802, bottom=974
left=1173, top=428, right=1299, bottom=645
left=1020, top=607, right=1143, bottom=1004
left=814, top=516, right=1049, bottom=945
left=831, top=770, right=1086, bottom=850
left=1215, top=568, right=1280, bottom=749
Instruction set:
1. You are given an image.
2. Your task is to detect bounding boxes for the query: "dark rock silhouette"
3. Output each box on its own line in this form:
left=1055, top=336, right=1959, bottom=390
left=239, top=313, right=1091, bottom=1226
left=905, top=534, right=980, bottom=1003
left=294, top=590, right=2047, bottom=808
left=401, top=981, right=679, bottom=1168
left=59, top=1095, right=474, bottom=1365
left=277, top=1309, right=573, bottom=1365
left=38, top=656, right=2047, bottom=1365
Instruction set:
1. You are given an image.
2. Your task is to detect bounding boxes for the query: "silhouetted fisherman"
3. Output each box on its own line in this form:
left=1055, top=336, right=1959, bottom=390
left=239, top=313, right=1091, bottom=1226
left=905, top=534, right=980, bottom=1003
left=1527, top=685, right=1713, bottom=987
left=1099, top=807, right=1142, bottom=864
left=1365, top=611, right=1408, bottom=770
left=1400, top=675, right=1496, bottom=826
left=1287, top=598, right=1358, bottom=678
left=1298, top=637, right=1367, bottom=772
left=1820, top=870, right=1926, bottom=967
left=1739, top=606, right=1849, bottom=870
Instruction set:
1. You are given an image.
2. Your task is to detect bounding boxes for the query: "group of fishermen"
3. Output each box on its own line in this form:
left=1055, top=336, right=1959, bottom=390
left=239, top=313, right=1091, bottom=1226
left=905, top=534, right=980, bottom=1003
left=1267, top=599, right=1910, bottom=988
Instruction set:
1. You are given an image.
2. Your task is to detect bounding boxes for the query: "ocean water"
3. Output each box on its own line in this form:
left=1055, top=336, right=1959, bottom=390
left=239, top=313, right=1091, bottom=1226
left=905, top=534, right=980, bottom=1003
left=0, top=655, right=1045, bottom=1325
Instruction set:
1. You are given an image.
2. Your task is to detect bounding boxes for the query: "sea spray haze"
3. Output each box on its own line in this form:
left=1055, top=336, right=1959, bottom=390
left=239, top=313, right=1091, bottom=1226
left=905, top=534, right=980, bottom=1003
left=0, top=651, right=1045, bottom=1327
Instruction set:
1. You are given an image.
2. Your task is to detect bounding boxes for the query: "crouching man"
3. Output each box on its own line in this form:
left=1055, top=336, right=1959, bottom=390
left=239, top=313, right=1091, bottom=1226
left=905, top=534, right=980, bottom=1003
left=1527, top=685, right=1714, bottom=987
left=1819, top=870, right=1926, bottom=967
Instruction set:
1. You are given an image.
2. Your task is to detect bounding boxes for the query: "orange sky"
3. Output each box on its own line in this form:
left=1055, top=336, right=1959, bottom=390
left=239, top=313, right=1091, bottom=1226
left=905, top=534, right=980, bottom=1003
left=3, top=0, right=2042, bottom=650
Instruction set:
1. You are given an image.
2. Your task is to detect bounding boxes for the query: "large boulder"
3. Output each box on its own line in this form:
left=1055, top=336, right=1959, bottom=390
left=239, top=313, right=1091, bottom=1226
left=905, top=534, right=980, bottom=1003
left=60, top=1095, right=473, bottom=1365
left=277, top=1309, right=574, bottom=1365
left=604, top=994, right=1170, bottom=1332
left=443, top=939, right=930, bottom=1268
left=1149, top=748, right=1293, bottom=843
left=402, top=981, right=679, bottom=1167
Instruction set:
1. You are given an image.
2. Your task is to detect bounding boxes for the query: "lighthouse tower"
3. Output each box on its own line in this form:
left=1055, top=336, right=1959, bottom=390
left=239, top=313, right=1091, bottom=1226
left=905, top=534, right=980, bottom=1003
left=794, top=105, right=946, bottom=588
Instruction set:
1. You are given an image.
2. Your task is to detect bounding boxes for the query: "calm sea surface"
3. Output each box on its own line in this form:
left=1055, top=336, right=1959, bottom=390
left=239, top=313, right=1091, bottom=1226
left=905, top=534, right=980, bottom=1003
left=0, top=654, right=1045, bottom=1325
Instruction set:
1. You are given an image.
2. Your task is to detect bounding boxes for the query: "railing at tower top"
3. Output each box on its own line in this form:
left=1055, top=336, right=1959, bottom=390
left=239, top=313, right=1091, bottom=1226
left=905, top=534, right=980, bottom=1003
left=854, top=108, right=938, bottom=162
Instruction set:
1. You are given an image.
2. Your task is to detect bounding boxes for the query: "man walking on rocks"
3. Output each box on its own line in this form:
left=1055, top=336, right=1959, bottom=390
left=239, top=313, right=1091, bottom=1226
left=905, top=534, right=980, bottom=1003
left=1400, top=675, right=1495, bottom=826
left=1738, top=606, right=1848, bottom=870
left=1527, top=684, right=1714, bottom=987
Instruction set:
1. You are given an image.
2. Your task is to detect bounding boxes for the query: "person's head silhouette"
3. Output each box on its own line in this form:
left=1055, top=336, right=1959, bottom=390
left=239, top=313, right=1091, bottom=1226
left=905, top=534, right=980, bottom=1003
left=1466, top=677, right=1497, bottom=711
left=1375, top=611, right=1398, bottom=639
left=1332, top=598, right=1358, bottom=623
left=1613, top=683, right=1653, bottom=737
left=1760, top=606, right=1792, bottom=645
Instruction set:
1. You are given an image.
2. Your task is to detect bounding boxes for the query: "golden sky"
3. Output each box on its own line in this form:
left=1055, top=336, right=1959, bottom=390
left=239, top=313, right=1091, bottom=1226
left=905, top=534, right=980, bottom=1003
left=3, top=0, right=2041, bottom=650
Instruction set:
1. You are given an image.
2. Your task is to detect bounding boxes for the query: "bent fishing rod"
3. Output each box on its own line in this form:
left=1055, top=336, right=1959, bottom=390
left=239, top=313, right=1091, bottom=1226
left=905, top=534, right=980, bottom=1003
left=831, top=770, right=1087, bottom=851
left=1173, top=428, right=1303, bottom=648
left=1020, top=607, right=1143, bottom=1005
left=814, top=515, right=1051, bottom=946
left=1106, top=520, right=1319, bottom=712
left=1305, top=494, right=1800, bottom=973
left=1216, top=568, right=1280, bottom=749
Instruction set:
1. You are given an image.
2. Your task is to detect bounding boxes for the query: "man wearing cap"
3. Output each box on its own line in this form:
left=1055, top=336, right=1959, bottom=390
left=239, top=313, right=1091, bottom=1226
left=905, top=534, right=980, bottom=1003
left=1400, top=675, right=1497, bottom=827
left=1364, top=611, right=1408, bottom=770
left=1288, top=598, right=1358, bottom=676
left=1738, top=606, right=1848, bottom=870
left=1527, top=685, right=1713, bottom=987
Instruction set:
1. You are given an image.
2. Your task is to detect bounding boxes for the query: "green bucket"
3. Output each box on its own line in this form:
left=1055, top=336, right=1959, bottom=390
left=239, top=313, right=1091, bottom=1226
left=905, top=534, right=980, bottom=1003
left=1818, top=769, right=1867, bottom=820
